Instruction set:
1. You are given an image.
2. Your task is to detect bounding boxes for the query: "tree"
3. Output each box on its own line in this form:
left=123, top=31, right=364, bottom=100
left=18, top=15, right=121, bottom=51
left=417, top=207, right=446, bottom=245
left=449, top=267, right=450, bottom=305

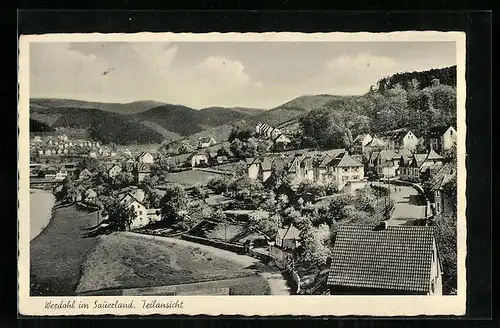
left=60, top=176, right=76, bottom=203
left=433, top=215, right=457, bottom=294
left=112, top=172, right=135, bottom=189
left=207, top=176, right=231, bottom=194
left=229, top=127, right=253, bottom=142
left=78, top=157, right=100, bottom=171
left=192, top=185, right=207, bottom=201
left=160, top=184, right=188, bottom=226
left=230, top=138, right=245, bottom=158
left=217, top=143, right=233, bottom=158
left=106, top=200, right=136, bottom=231
left=228, top=176, right=264, bottom=201
left=178, top=140, right=196, bottom=154
left=299, top=223, right=332, bottom=268
left=296, top=181, right=326, bottom=203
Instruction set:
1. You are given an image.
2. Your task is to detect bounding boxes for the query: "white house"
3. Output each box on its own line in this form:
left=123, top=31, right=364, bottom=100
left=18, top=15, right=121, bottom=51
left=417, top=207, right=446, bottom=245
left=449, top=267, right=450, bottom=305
left=188, top=152, right=210, bottom=167
left=108, top=164, right=122, bottom=178
left=428, top=125, right=457, bottom=155
left=120, top=193, right=161, bottom=230
left=84, top=188, right=97, bottom=202
left=198, top=137, right=217, bottom=149
left=89, top=151, right=97, bottom=158
left=55, top=167, right=68, bottom=180
left=136, top=152, right=155, bottom=164
left=274, top=134, right=291, bottom=145
left=123, top=148, right=132, bottom=157
left=379, top=128, right=419, bottom=151
left=399, top=149, right=445, bottom=182
left=352, top=133, right=373, bottom=154
left=246, top=157, right=262, bottom=180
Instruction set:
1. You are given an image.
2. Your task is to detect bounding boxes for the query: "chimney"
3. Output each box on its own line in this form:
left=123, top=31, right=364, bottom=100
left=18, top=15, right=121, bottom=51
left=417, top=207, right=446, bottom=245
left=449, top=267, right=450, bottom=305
left=374, top=221, right=388, bottom=231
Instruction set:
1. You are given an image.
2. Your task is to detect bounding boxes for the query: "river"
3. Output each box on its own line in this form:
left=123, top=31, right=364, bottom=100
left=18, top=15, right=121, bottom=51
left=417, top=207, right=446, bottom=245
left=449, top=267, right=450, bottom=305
left=30, top=189, right=56, bottom=241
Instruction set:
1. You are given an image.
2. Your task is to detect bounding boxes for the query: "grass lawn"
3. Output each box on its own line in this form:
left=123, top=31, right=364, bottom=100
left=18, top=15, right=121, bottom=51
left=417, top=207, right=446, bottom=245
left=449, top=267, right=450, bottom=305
left=163, top=170, right=225, bottom=187
left=30, top=204, right=101, bottom=296
left=76, top=232, right=263, bottom=294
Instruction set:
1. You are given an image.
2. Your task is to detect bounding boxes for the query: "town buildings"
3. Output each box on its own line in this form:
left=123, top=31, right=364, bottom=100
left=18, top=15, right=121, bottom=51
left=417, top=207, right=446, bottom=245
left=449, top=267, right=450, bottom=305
left=427, top=162, right=456, bottom=217
left=119, top=192, right=161, bottom=230
left=327, top=224, right=442, bottom=295
left=351, top=133, right=373, bottom=154
left=198, top=137, right=217, bottom=149
left=136, top=152, right=155, bottom=164
left=428, top=125, right=457, bottom=155
left=398, top=149, right=445, bottom=182
left=378, top=128, right=419, bottom=151
left=246, top=149, right=366, bottom=192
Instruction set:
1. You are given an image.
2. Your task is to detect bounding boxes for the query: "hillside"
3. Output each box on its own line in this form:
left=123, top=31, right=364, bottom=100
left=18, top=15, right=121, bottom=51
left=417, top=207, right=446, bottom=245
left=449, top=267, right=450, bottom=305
left=202, top=106, right=264, bottom=116
left=134, top=104, right=261, bottom=137
left=30, top=98, right=166, bottom=115
left=374, top=65, right=456, bottom=93
left=30, top=107, right=164, bottom=144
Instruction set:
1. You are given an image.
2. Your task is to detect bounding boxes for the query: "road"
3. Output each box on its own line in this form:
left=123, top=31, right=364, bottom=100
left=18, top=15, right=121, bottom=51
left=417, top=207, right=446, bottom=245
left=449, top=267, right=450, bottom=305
left=385, top=184, right=427, bottom=226
left=123, top=232, right=291, bottom=295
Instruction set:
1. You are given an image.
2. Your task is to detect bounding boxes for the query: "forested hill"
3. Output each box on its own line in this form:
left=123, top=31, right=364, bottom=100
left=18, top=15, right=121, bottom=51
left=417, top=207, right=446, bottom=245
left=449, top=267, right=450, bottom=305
left=373, top=66, right=456, bottom=94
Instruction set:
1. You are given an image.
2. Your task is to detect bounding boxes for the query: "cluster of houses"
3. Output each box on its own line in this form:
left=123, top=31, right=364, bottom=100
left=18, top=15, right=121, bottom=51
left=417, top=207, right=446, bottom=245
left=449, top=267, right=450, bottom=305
left=30, top=134, right=119, bottom=159
left=255, top=122, right=292, bottom=146
left=246, top=149, right=366, bottom=193
left=355, top=125, right=457, bottom=183
left=352, top=125, right=456, bottom=157
left=266, top=220, right=443, bottom=295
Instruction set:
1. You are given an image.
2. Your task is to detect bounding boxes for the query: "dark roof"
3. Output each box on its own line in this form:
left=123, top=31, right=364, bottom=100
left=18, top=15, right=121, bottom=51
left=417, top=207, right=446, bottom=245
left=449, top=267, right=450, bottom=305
left=328, top=225, right=436, bottom=293
left=199, top=137, right=215, bottom=143
left=429, top=125, right=456, bottom=137
left=136, top=163, right=151, bottom=172
left=328, top=153, right=363, bottom=168
left=379, top=128, right=414, bottom=142
left=430, top=162, right=456, bottom=191
left=261, top=157, right=275, bottom=171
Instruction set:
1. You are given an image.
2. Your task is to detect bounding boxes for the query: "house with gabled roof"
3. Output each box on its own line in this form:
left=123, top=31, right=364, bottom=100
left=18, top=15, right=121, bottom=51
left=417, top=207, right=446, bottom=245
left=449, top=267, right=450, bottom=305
left=275, top=225, right=301, bottom=250
left=78, top=168, right=93, bottom=180
left=136, top=151, right=155, bottom=164
left=428, top=125, right=457, bottom=155
left=246, top=157, right=263, bottom=180
left=320, top=152, right=365, bottom=192
left=373, top=149, right=398, bottom=178
left=378, top=128, right=419, bottom=151
left=119, top=192, right=161, bottom=230
left=352, top=133, right=373, bottom=154
left=198, top=137, right=217, bottom=149
left=427, top=162, right=456, bottom=216
left=134, top=163, right=152, bottom=183
left=399, top=149, right=445, bottom=182
left=327, top=224, right=442, bottom=295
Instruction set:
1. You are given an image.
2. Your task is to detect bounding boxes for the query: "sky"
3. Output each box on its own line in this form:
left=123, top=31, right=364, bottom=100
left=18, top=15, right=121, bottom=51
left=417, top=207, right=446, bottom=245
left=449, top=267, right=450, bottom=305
left=30, top=41, right=456, bottom=110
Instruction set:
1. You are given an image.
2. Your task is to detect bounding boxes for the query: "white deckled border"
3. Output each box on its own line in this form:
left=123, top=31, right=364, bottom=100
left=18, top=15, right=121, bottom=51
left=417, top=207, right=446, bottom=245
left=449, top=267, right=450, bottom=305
left=18, top=31, right=467, bottom=316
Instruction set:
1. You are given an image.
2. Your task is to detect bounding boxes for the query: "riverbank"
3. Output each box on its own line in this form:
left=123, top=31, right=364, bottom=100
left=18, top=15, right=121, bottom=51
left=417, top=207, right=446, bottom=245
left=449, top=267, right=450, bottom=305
left=30, top=204, right=100, bottom=296
left=30, top=189, right=56, bottom=241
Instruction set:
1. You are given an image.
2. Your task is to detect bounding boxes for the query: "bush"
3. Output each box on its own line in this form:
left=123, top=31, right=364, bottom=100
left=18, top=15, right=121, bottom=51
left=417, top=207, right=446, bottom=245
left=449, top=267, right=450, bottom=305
left=207, top=177, right=231, bottom=194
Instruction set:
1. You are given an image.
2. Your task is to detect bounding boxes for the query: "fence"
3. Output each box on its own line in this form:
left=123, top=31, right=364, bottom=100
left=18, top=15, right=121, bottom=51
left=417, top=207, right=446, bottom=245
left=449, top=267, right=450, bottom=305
left=192, top=167, right=235, bottom=176
left=181, top=234, right=245, bottom=253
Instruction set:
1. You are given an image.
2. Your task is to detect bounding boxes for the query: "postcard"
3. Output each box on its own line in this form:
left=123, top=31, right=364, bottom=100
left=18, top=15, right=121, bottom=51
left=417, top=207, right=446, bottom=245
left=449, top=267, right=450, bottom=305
left=18, top=31, right=466, bottom=316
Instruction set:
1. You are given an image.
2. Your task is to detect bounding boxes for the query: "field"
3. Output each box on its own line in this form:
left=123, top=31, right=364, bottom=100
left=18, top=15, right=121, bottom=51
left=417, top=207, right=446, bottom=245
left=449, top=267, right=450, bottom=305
left=162, top=169, right=226, bottom=187
left=30, top=204, right=101, bottom=296
left=76, top=232, right=269, bottom=295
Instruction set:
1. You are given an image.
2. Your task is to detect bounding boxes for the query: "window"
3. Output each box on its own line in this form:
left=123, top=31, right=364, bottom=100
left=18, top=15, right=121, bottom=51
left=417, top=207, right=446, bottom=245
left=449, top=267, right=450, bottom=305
left=139, top=211, right=142, bottom=215
left=450, top=130, right=453, bottom=135
left=343, top=168, right=349, bottom=172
